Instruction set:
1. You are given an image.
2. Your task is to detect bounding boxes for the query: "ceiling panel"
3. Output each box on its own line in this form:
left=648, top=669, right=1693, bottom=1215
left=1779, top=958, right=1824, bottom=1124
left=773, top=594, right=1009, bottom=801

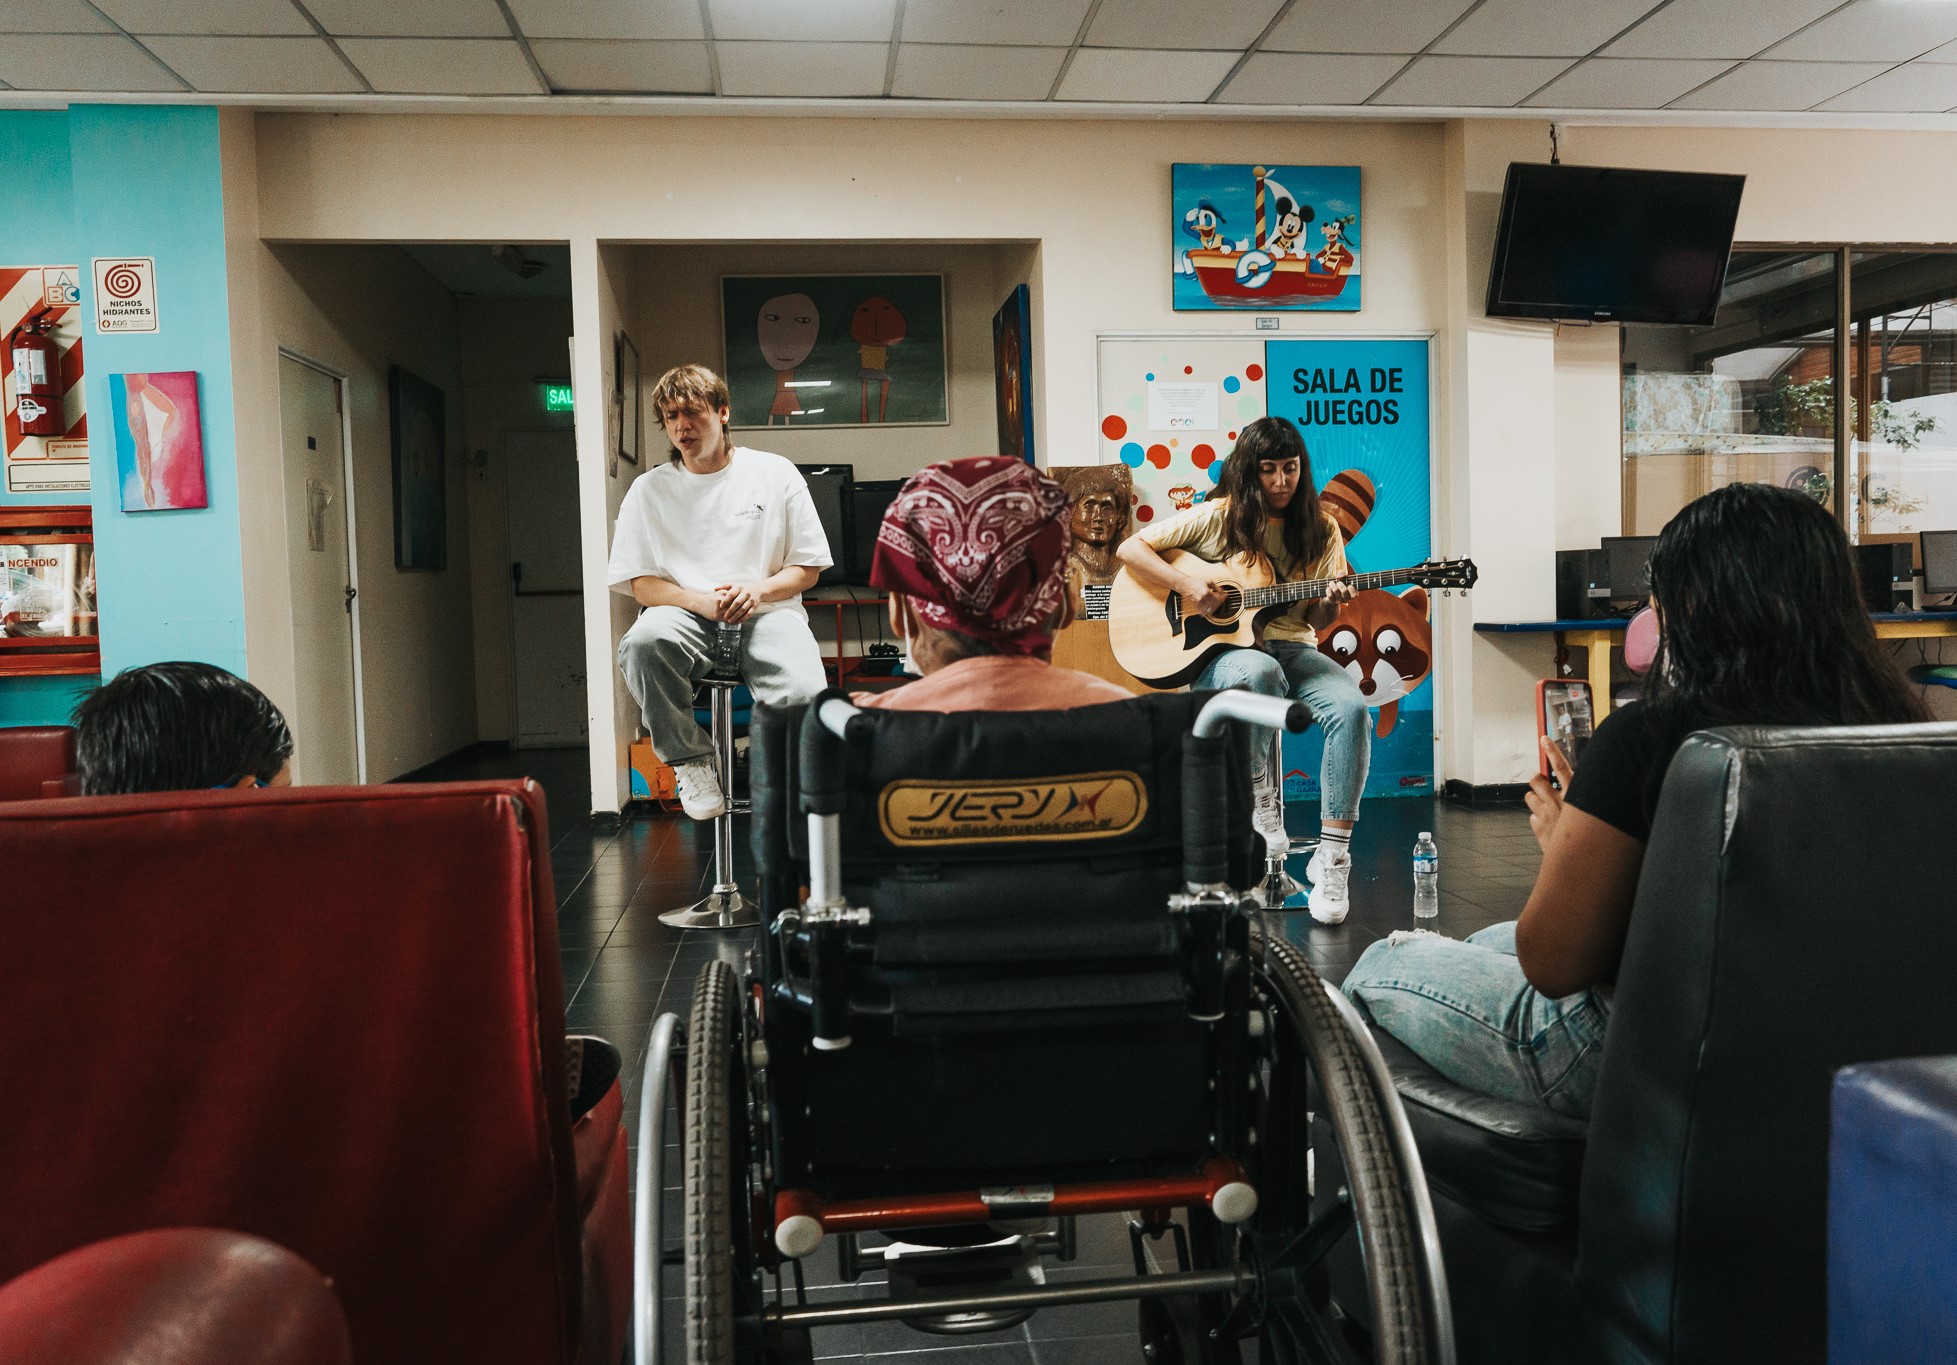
left=1216, top=51, right=1406, bottom=104
left=337, top=37, right=545, bottom=93
left=1604, top=0, right=1844, bottom=60
left=1814, top=60, right=1957, bottom=111
left=891, top=44, right=1066, bottom=100
left=1055, top=47, right=1239, bottom=101
left=708, top=0, right=895, bottom=43
left=1434, top=0, right=1659, bottom=58
left=1372, top=55, right=1573, bottom=105
left=143, top=35, right=364, bottom=91
left=1524, top=56, right=1735, bottom=108
left=1085, top=0, right=1287, bottom=52
left=1767, top=0, right=1957, bottom=63
left=1263, top=0, right=1469, bottom=55
left=900, top=0, right=1093, bottom=48
left=530, top=39, right=712, bottom=92
left=1670, top=58, right=1892, bottom=109
left=0, top=33, right=181, bottom=89
left=94, top=0, right=313, bottom=36
left=304, top=0, right=509, bottom=39
left=0, top=1, right=117, bottom=32
left=505, top=0, right=705, bottom=42
left=715, top=40, right=888, bottom=96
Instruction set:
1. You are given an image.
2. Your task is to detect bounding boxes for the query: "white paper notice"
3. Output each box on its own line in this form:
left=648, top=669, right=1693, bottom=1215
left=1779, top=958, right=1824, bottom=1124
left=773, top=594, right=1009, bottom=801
left=1147, top=381, right=1219, bottom=432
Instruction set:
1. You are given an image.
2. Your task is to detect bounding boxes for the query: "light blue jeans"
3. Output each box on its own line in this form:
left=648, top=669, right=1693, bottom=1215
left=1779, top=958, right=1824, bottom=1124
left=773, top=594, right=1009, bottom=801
left=1196, top=641, right=1370, bottom=822
left=1342, top=921, right=1610, bottom=1120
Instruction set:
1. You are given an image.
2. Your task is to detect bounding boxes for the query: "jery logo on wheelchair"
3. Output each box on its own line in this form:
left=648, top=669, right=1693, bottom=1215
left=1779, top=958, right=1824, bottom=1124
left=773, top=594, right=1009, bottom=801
left=877, top=771, right=1148, bottom=846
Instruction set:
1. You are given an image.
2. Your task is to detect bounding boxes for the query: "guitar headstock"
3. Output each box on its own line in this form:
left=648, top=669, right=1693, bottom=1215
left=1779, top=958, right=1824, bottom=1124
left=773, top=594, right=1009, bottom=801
left=1413, top=558, right=1479, bottom=590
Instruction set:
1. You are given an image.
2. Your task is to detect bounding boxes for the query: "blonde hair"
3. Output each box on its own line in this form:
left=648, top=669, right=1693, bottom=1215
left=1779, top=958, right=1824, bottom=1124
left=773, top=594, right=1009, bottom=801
left=648, top=364, right=730, bottom=422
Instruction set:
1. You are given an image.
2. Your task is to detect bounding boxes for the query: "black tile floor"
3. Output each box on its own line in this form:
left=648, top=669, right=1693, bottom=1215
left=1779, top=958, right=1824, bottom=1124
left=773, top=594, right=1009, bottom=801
left=406, top=746, right=1542, bottom=1364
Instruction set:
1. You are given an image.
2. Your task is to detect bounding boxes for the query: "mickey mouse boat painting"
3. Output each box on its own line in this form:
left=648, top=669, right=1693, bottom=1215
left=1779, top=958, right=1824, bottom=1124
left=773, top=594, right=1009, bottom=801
left=1173, top=163, right=1362, bottom=312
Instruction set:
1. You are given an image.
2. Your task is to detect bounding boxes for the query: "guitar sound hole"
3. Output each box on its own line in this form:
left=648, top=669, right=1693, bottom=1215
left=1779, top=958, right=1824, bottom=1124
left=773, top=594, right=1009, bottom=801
left=1212, top=586, right=1242, bottom=622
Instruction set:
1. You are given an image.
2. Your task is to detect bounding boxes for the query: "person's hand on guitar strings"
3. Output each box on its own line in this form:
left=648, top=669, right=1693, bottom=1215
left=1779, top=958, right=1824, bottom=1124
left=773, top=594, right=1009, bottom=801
left=1180, top=573, right=1229, bottom=616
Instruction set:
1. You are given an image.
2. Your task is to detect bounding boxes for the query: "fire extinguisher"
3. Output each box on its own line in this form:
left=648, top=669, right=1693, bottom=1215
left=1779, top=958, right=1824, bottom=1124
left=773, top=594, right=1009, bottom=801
left=9, top=315, right=63, bottom=437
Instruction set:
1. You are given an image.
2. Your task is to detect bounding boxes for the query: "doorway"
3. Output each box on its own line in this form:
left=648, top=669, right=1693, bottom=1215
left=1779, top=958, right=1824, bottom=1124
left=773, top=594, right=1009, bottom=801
left=278, top=351, right=363, bottom=784
left=506, top=428, right=586, bottom=746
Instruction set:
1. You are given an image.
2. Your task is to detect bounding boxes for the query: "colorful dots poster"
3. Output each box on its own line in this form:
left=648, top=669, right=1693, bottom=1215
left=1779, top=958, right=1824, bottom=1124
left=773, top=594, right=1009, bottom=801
left=1095, top=338, right=1267, bottom=527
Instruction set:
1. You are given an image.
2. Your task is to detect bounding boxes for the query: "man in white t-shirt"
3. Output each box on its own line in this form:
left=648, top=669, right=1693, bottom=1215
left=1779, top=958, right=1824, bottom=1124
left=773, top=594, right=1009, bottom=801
left=608, top=364, right=833, bottom=820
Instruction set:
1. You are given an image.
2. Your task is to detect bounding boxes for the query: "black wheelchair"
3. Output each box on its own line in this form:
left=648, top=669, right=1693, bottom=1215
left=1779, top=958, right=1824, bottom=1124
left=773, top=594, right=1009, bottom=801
left=635, top=688, right=1454, bottom=1365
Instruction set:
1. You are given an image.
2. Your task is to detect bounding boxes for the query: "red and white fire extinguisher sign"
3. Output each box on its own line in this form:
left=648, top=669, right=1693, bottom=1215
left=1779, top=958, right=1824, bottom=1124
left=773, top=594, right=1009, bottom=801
left=10, top=316, right=63, bottom=437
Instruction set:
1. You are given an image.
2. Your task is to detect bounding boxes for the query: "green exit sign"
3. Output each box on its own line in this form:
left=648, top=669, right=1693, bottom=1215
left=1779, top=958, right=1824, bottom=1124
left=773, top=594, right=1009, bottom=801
left=542, top=383, right=575, bottom=412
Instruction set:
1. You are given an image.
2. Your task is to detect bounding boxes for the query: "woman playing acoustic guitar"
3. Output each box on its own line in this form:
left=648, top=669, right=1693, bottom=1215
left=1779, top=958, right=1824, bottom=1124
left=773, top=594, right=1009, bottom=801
left=1116, top=416, right=1368, bottom=924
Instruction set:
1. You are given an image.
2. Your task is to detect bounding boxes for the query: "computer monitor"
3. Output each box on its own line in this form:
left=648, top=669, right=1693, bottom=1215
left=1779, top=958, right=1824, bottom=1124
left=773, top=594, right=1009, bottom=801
left=1921, top=530, right=1957, bottom=597
left=848, top=479, right=906, bottom=586
left=1601, top=535, right=1657, bottom=604
left=795, top=463, right=853, bottom=587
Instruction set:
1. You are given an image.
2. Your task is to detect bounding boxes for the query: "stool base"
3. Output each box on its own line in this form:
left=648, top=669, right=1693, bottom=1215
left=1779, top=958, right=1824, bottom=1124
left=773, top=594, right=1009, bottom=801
left=659, top=887, right=759, bottom=930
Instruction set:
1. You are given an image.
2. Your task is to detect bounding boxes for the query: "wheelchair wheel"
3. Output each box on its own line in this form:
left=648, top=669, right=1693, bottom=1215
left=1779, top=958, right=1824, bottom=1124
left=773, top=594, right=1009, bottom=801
left=1246, top=927, right=1430, bottom=1365
left=683, top=959, right=763, bottom=1365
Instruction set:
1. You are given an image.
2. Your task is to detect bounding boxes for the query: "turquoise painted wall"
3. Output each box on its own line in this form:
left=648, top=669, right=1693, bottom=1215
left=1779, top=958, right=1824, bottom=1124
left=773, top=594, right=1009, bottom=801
left=0, top=106, right=244, bottom=724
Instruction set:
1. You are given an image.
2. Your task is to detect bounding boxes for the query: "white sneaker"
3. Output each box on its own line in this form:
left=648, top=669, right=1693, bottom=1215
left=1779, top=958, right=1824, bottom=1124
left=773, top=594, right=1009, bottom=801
left=1252, top=784, right=1289, bottom=858
left=1305, top=845, right=1352, bottom=925
left=672, top=759, right=726, bottom=821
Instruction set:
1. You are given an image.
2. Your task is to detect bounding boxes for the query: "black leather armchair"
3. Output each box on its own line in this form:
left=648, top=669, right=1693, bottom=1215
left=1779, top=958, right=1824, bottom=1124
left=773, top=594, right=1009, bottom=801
left=1320, top=722, right=1957, bottom=1364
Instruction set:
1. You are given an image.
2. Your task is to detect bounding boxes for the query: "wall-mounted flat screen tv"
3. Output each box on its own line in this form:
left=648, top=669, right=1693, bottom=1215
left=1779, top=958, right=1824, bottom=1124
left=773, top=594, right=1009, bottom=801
left=1485, top=163, right=1746, bottom=326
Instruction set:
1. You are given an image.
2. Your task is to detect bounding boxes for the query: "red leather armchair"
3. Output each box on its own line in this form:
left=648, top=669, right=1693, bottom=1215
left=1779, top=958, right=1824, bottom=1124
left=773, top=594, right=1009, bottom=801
left=0, top=1228, right=352, bottom=1364
left=0, top=781, right=631, bottom=1365
left=0, top=723, right=78, bottom=800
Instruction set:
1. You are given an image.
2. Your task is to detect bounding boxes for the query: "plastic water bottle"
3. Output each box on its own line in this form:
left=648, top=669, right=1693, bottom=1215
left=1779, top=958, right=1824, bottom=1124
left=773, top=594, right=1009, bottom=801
left=1413, top=832, right=1439, bottom=920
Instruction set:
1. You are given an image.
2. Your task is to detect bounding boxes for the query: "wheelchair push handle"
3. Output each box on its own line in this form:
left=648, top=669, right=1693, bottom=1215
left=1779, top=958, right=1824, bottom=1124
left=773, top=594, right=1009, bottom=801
left=1183, top=690, right=1306, bottom=886
left=801, top=693, right=868, bottom=816
left=1193, top=691, right=1310, bottom=740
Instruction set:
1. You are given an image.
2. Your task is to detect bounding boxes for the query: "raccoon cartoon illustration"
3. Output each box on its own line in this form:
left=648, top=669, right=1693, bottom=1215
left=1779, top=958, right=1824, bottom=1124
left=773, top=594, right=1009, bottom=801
left=1317, top=586, right=1431, bottom=737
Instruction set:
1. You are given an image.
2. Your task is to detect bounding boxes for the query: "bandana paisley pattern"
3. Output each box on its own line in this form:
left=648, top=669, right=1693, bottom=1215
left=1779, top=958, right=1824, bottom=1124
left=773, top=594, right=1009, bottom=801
left=870, top=457, right=1073, bottom=655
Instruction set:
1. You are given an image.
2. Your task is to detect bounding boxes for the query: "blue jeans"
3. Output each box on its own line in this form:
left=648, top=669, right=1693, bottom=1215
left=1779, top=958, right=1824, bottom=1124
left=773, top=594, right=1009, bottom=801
left=1341, top=921, right=1610, bottom=1120
left=1196, top=641, right=1370, bottom=822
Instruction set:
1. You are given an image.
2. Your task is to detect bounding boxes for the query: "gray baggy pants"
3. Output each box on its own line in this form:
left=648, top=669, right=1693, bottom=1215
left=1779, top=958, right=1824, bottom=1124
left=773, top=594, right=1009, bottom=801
left=617, top=605, right=829, bottom=766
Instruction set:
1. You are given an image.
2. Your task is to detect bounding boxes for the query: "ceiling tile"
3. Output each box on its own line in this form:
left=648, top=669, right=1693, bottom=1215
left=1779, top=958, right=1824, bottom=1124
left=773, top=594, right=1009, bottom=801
left=1054, top=47, right=1239, bottom=101
left=1922, top=36, right=1957, bottom=62
left=530, top=38, right=712, bottom=91
left=708, top=0, right=895, bottom=43
left=1767, top=0, right=1957, bottom=62
left=715, top=40, right=888, bottom=96
left=900, top=0, right=1092, bottom=48
left=1523, top=56, right=1736, bottom=108
left=1372, top=55, right=1573, bottom=105
left=1085, top=0, right=1286, bottom=52
left=1670, top=59, right=1892, bottom=109
left=505, top=0, right=704, bottom=41
left=1434, top=0, right=1657, bottom=58
left=1215, top=51, right=1406, bottom=104
left=0, top=33, right=181, bottom=88
left=891, top=43, right=1065, bottom=99
left=337, top=37, right=545, bottom=92
left=1604, top=0, right=1843, bottom=60
left=303, top=0, right=509, bottom=38
left=93, top=0, right=313, bottom=36
left=142, top=34, right=363, bottom=90
left=1814, top=59, right=1957, bottom=111
left=1264, top=0, right=1469, bottom=55
left=0, top=1, right=114, bottom=32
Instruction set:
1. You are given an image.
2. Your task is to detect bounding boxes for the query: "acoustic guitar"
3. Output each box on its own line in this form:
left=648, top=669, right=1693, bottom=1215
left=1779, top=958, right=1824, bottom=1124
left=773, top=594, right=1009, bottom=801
left=1107, top=549, right=1479, bottom=688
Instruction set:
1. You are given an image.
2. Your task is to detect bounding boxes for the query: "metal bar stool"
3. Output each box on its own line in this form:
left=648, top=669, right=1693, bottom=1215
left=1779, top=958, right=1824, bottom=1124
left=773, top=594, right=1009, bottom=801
left=660, top=621, right=760, bottom=930
left=1261, top=726, right=1321, bottom=912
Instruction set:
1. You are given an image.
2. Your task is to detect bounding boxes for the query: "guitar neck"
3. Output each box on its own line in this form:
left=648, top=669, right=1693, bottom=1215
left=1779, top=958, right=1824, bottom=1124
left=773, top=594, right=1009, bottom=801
left=1243, top=566, right=1422, bottom=608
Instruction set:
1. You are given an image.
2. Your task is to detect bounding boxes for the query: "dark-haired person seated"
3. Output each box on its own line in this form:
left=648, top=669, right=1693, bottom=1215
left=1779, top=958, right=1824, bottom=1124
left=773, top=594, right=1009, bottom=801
left=1341, top=482, right=1926, bottom=1119
left=854, top=456, right=1131, bottom=712
left=73, top=661, right=294, bottom=795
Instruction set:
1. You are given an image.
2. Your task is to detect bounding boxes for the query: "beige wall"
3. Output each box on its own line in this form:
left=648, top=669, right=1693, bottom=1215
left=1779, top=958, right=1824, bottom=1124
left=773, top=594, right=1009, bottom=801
left=627, top=241, right=1023, bottom=479
left=457, top=295, right=575, bottom=743
left=239, top=237, right=477, bottom=782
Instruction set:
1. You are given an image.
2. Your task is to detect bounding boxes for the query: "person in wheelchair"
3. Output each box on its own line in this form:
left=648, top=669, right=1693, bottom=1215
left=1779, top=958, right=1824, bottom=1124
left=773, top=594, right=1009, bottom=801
left=1342, top=483, right=1925, bottom=1119
left=855, top=456, right=1132, bottom=712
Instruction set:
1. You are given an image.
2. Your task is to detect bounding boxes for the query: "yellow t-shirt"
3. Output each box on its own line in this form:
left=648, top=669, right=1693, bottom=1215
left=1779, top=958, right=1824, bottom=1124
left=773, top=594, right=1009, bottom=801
left=1137, top=497, right=1349, bottom=645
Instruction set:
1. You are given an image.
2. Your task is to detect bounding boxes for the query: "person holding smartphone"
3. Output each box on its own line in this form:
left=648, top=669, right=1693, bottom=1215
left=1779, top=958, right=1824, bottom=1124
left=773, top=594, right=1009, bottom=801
left=1339, top=483, right=1925, bottom=1119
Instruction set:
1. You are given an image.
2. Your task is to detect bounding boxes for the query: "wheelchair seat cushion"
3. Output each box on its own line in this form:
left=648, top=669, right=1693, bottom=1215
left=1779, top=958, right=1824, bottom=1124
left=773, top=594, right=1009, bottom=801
left=1371, top=1028, right=1589, bottom=1234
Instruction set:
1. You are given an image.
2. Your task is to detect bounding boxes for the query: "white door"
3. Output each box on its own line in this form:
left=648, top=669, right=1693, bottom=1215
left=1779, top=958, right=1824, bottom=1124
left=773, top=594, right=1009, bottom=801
left=507, top=429, right=587, bottom=747
left=279, top=353, right=362, bottom=783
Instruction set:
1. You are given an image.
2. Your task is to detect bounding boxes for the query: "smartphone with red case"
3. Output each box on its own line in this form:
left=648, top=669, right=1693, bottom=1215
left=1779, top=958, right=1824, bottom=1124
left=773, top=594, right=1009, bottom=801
left=1536, top=679, right=1594, bottom=780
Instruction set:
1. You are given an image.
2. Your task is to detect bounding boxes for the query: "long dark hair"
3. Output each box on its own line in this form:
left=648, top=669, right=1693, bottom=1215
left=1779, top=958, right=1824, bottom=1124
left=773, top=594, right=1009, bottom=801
left=1641, top=483, right=1926, bottom=743
left=1215, top=416, right=1330, bottom=570
left=74, top=661, right=294, bottom=794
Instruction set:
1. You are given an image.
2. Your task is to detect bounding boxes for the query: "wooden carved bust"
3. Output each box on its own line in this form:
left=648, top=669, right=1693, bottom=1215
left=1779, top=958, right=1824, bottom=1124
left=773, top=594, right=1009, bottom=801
left=1050, top=464, right=1133, bottom=620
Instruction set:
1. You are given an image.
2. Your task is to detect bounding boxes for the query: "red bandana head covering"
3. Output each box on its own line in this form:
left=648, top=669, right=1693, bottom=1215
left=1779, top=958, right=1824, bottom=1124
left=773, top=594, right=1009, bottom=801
left=870, top=457, right=1073, bottom=656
